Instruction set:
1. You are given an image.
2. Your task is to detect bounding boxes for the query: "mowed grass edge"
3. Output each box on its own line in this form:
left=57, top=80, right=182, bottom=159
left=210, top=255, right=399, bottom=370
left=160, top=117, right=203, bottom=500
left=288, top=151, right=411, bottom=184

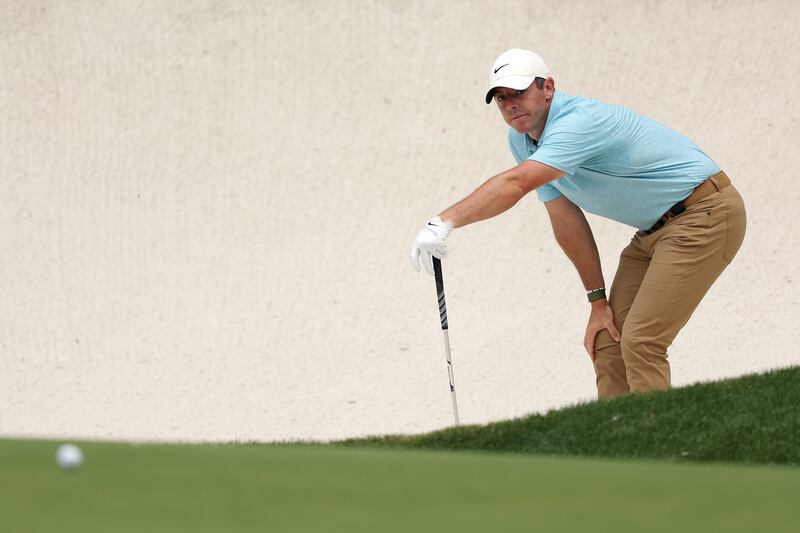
left=340, top=366, right=800, bottom=465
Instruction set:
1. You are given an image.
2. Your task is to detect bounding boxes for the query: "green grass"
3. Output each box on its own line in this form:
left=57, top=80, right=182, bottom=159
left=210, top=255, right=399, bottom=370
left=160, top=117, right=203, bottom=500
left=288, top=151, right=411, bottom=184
left=2, top=440, right=800, bottom=532
left=341, top=366, right=800, bottom=465
left=2, top=367, right=799, bottom=531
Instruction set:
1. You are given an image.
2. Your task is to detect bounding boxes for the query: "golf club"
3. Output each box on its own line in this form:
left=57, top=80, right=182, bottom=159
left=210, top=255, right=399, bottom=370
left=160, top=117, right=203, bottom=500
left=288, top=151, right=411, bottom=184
left=432, top=256, right=460, bottom=426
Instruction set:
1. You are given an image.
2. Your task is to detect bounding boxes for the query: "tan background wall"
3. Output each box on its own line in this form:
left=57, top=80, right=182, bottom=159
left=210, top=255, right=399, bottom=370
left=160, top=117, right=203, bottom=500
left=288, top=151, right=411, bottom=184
left=1, top=0, right=798, bottom=442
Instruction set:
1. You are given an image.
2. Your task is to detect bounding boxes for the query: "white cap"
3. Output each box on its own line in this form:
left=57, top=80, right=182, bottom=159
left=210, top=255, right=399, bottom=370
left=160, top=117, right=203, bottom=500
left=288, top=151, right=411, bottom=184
left=485, top=49, right=550, bottom=104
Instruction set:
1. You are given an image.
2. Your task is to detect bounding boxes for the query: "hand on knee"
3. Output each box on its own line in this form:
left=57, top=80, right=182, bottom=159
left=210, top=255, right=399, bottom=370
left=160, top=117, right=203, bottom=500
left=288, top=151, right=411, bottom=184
left=584, top=301, right=621, bottom=361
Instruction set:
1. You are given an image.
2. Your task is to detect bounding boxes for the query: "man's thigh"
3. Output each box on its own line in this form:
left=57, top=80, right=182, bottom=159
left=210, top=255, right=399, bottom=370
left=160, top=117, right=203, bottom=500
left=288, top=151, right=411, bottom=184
left=622, top=187, right=746, bottom=390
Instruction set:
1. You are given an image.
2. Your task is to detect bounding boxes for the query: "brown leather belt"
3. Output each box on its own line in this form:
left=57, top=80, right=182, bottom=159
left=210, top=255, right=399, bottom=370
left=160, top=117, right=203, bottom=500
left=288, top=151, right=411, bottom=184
left=643, top=170, right=731, bottom=235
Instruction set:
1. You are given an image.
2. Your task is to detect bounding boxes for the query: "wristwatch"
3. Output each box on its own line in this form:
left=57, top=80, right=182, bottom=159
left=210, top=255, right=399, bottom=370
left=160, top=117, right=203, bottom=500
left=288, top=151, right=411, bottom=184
left=587, top=288, right=606, bottom=303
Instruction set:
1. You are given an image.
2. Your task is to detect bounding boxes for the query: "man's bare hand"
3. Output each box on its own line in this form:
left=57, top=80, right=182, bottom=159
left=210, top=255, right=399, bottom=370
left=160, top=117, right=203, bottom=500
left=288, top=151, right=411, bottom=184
left=583, top=300, right=621, bottom=361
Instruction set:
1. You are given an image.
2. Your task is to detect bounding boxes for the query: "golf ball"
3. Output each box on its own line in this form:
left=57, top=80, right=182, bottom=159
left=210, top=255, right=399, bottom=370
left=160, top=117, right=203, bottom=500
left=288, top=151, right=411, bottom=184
left=56, top=443, right=84, bottom=470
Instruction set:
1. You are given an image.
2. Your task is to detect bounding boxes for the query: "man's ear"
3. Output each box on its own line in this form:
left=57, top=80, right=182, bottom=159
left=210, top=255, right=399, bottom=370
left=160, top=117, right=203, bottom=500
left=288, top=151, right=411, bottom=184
left=545, top=77, right=555, bottom=100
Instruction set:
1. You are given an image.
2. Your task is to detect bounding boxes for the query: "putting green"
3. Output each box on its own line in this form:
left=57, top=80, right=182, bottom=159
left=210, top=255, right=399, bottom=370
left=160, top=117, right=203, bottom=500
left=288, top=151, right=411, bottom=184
left=2, top=439, right=798, bottom=532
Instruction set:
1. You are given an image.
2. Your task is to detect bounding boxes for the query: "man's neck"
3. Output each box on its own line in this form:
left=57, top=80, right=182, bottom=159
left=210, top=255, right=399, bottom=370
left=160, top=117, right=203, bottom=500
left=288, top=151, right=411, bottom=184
left=526, top=95, right=554, bottom=144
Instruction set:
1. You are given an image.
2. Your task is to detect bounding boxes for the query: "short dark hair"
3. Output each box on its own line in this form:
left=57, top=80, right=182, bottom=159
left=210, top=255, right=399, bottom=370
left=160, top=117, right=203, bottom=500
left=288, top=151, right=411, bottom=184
left=533, top=77, right=545, bottom=90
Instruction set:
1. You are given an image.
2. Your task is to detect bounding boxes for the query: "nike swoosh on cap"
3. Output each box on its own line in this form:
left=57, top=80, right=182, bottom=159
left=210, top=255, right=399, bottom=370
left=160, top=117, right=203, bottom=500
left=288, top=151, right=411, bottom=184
left=493, top=63, right=510, bottom=74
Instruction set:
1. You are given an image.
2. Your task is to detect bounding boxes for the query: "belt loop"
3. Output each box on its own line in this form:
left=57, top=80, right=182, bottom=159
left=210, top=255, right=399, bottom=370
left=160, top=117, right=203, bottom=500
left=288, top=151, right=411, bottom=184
left=709, top=172, right=723, bottom=192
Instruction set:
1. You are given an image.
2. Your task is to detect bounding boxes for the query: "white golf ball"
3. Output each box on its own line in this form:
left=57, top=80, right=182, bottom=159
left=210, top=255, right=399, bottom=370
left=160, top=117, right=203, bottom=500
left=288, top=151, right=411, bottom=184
left=56, top=443, right=84, bottom=470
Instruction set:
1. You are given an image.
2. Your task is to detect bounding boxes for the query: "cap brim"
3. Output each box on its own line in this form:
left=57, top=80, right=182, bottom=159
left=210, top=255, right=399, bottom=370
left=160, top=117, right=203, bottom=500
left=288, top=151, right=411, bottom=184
left=484, top=75, right=535, bottom=104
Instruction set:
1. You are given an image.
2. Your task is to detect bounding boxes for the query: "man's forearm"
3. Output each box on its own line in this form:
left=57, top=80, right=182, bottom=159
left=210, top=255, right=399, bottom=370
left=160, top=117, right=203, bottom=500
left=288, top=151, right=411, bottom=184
left=560, top=232, right=606, bottom=294
left=438, top=161, right=565, bottom=228
left=439, top=170, right=527, bottom=228
left=548, top=201, right=606, bottom=293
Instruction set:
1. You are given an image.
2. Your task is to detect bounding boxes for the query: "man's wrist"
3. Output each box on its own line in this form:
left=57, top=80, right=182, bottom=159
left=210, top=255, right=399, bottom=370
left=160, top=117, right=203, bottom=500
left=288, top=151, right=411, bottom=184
left=428, top=216, right=454, bottom=237
left=436, top=212, right=457, bottom=228
left=587, top=287, right=606, bottom=303
left=431, top=215, right=454, bottom=228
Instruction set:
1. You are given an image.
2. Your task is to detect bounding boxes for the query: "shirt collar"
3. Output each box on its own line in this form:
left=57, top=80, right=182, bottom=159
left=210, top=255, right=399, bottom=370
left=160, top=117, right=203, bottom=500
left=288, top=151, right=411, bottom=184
left=530, top=90, right=562, bottom=146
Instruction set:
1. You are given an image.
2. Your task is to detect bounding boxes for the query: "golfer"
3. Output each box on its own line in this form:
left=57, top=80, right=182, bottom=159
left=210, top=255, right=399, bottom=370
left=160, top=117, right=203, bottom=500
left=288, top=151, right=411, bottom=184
left=410, top=49, right=746, bottom=399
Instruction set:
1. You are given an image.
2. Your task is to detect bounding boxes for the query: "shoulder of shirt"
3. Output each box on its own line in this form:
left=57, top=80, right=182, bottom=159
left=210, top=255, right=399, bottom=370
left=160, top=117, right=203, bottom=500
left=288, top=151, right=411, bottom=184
left=543, top=91, right=621, bottom=137
left=550, top=91, right=599, bottom=119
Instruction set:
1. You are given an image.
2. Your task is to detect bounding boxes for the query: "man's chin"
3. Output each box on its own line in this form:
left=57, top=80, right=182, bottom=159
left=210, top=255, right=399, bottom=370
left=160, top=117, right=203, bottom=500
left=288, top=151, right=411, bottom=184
left=507, top=116, right=532, bottom=134
left=511, top=123, right=531, bottom=134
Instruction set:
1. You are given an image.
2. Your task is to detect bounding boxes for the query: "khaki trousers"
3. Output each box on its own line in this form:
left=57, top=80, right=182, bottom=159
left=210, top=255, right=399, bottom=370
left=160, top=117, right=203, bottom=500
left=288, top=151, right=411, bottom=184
left=593, top=182, right=747, bottom=398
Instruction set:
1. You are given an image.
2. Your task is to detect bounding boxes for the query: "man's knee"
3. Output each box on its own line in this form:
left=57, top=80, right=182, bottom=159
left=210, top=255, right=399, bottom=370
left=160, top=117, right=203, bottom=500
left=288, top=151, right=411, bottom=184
left=619, top=327, right=668, bottom=362
left=594, top=327, right=621, bottom=357
left=594, top=328, right=629, bottom=398
left=619, top=330, right=671, bottom=392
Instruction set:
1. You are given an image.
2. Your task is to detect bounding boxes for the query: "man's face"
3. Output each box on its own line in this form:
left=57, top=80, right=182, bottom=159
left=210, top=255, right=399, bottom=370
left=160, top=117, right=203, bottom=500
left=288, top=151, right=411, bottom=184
left=492, top=78, right=554, bottom=137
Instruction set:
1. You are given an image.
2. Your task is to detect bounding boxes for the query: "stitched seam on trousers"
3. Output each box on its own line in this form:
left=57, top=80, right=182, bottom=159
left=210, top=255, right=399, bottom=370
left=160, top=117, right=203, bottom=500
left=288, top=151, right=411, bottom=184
left=723, top=212, right=732, bottom=264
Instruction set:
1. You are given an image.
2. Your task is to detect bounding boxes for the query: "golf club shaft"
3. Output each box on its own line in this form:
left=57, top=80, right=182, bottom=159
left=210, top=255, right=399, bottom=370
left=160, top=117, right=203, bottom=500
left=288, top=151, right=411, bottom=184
left=433, top=257, right=460, bottom=426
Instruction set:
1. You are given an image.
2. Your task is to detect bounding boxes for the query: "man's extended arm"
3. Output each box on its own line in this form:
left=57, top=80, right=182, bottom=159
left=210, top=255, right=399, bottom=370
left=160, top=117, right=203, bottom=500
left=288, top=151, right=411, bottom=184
left=544, top=196, right=621, bottom=359
left=439, top=160, right=564, bottom=228
left=410, top=160, right=562, bottom=274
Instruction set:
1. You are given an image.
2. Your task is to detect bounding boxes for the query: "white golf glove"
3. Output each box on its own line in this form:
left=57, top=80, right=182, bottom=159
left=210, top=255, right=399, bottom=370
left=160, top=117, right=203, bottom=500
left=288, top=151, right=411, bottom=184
left=409, top=216, right=454, bottom=275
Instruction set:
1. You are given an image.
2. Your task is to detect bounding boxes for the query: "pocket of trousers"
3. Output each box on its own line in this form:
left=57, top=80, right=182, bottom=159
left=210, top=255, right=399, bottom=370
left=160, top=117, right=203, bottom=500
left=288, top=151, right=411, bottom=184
left=723, top=207, right=747, bottom=264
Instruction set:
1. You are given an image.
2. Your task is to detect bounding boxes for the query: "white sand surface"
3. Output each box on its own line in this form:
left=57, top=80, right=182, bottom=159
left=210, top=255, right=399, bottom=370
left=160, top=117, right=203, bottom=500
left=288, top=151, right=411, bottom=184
left=1, top=0, right=799, bottom=443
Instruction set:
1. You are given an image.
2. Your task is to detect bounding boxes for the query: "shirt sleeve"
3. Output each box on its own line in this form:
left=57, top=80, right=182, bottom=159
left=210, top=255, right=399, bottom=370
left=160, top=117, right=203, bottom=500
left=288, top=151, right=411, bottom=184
left=509, top=128, right=563, bottom=203
left=535, top=183, right=562, bottom=202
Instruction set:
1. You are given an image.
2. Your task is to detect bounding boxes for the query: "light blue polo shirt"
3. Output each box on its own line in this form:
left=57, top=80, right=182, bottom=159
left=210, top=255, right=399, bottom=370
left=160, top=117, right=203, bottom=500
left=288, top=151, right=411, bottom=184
left=508, top=91, right=720, bottom=230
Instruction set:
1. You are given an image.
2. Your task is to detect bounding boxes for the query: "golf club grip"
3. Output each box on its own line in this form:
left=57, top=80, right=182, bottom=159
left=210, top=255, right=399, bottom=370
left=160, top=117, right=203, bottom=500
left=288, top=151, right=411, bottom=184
left=432, top=257, right=448, bottom=330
